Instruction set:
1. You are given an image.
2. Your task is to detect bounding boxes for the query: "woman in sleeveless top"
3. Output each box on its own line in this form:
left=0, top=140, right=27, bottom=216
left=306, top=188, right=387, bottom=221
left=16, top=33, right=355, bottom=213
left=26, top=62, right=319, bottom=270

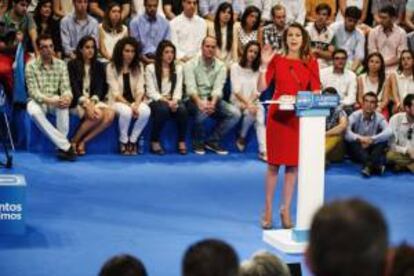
left=236, top=5, right=261, bottom=58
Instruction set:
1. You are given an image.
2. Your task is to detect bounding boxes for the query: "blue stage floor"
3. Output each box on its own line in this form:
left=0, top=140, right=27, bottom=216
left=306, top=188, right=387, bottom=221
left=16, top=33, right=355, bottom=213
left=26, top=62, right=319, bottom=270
left=0, top=152, right=413, bottom=276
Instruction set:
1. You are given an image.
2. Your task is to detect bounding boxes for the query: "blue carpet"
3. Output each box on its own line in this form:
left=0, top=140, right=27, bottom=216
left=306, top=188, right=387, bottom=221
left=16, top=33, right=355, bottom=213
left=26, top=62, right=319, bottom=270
left=0, top=152, right=413, bottom=276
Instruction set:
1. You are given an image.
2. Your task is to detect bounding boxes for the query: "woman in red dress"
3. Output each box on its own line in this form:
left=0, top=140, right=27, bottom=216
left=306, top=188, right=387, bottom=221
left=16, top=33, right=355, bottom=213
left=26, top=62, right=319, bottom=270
left=257, top=23, right=321, bottom=229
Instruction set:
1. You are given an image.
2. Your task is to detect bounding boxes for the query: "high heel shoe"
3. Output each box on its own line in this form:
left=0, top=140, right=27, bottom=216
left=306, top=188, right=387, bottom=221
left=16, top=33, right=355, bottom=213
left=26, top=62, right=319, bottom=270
left=280, top=207, right=293, bottom=229
left=261, top=213, right=273, bottom=230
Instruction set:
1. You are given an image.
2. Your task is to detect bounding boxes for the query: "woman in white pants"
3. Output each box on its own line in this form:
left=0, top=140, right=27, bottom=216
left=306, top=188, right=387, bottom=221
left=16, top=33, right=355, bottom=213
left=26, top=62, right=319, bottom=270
left=107, top=37, right=151, bottom=155
left=230, top=40, right=266, bottom=161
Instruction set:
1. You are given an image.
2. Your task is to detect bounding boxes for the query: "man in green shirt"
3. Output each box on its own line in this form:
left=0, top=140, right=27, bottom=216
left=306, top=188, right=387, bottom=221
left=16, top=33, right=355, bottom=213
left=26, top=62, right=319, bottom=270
left=185, top=36, right=241, bottom=155
left=25, top=34, right=76, bottom=161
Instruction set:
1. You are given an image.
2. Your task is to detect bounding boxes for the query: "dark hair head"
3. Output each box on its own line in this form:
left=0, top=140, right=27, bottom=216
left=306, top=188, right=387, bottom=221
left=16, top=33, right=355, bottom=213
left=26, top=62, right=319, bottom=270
left=75, top=35, right=97, bottom=61
left=13, top=0, right=31, bottom=4
left=363, top=91, right=379, bottom=102
left=241, top=5, right=261, bottom=31
left=214, top=2, right=234, bottom=52
left=397, top=49, right=414, bottom=74
left=36, top=33, right=53, bottom=47
left=102, top=2, right=124, bottom=33
left=282, top=22, right=311, bottom=60
left=390, top=243, right=414, bottom=276
left=403, top=94, right=414, bottom=108
left=99, top=254, right=147, bottom=276
left=379, top=5, right=397, bottom=18
left=363, top=52, right=386, bottom=96
left=154, top=40, right=177, bottom=95
left=182, top=239, right=239, bottom=276
left=315, top=3, right=332, bottom=16
left=111, top=37, right=141, bottom=74
left=344, top=6, right=362, bottom=20
left=322, top=87, right=338, bottom=95
left=332, top=48, right=348, bottom=59
left=271, top=4, right=285, bottom=18
left=239, top=40, right=261, bottom=72
left=33, top=0, right=53, bottom=26
left=308, top=198, right=388, bottom=276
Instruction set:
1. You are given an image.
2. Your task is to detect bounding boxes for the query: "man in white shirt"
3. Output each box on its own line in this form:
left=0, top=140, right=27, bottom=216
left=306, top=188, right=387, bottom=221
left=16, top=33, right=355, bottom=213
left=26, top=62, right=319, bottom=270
left=387, top=94, right=414, bottom=173
left=320, top=49, right=357, bottom=113
left=330, top=6, right=365, bottom=73
left=272, top=0, right=305, bottom=25
left=170, top=0, right=207, bottom=62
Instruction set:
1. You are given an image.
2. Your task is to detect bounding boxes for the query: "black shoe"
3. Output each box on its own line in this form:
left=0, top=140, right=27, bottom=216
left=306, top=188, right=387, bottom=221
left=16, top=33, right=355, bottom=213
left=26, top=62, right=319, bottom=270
left=57, top=146, right=76, bottom=161
left=205, top=141, right=229, bottom=155
left=236, top=136, right=246, bottom=152
left=193, top=142, right=205, bottom=155
left=150, top=143, right=165, bottom=155
left=361, top=165, right=371, bottom=177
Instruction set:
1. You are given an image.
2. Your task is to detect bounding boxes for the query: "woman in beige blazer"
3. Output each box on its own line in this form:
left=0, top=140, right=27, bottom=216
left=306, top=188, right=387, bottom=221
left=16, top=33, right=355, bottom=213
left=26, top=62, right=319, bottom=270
left=107, top=37, right=151, bottom=155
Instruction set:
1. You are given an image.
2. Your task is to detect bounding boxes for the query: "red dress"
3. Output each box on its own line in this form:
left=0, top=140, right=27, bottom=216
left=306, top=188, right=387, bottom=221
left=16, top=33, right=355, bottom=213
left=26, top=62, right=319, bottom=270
left=265, top=55, right=321, bottom=166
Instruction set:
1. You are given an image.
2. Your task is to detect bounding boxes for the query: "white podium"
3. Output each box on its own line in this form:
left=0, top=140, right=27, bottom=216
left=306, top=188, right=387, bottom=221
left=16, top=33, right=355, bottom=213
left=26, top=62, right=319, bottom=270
left=263, top=92, right=339, bottom=254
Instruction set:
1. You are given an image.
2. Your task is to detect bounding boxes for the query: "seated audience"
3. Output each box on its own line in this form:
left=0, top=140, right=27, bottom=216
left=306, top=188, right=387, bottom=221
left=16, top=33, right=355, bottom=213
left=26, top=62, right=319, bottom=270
left=206, top=2, right=238, bottom=67
left=89, top=0, right=130, bottom=22
left=60, top=0, right=98, bottom=59
left=170, top=0, right=206, bottom=63
left=200, top=0, right=241, bottom=22
left=0, top=0, right=11, bottom=16
left=258, top=4, right=286, bottom=53
left=107, top=37, right=151, bottom=155
left=273, top=0, right=305, bottom=25
left=33, top=0, right=62, bottom=57
left=68, top=36, right=115, bottom=156
left=162, top=0, right=182, bottom=20
left=130, top=0, right=171, bottom=65
left=320, top=49, right=357, bottom=112
left=238, top=0, right=270, bottom=22
left=0, top=0, right=38, bottom=98
left=240, top=250, right=291, bottom=276
left=306, top=198, right=389, bottom=276
left=230, top=41, right=266, bottom=161
left=236, top=6, right=260, bottom=57
left=330, top=6, right=365, bottom=73
left=387, top=94, right=414, bottom=173
left=184, top=36, right=241, bottom=155
left=99, top=254, right=147, bottom=276
left=388, top=50, right=414, bottom=114
left=336, top=0, right=368, bottom=23
left=371, top=0, right=405, bottom=25
left=25, top=34, right=76, bottom=161
left=357, top=53, right=388, bottom=115
left=98, top=2, right=128, bottom=62
left=53, top=0, right=73, bottom=18
left=323, top=87, right=347, bottom=164
left=345, top=92, right=392, bottom=177
left=368, top=5, right=407, bottom=74
left=145, top=40, right=188, bottom=155
left=305, top=0, right=336, bottom=23
left=182, top=239, right=239, bottom=276
left=305, top=3, right=335, bottom=70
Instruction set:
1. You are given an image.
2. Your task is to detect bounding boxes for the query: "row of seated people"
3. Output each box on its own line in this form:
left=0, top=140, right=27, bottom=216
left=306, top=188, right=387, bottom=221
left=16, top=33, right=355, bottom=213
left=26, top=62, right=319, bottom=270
left=97, top=198, right=414, bottom=276
left=2, top=0, right=414, bottom=100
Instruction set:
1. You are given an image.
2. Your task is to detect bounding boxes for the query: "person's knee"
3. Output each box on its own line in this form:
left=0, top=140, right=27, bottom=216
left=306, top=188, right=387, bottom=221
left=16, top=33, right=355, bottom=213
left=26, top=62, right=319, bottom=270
left=27, top=101, right=43, bottom=117
left=139, top=104, right=151, bottom=120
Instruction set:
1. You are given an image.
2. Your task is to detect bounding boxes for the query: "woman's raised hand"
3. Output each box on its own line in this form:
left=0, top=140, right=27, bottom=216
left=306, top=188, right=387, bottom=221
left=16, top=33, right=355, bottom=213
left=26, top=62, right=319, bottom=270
left=261, top=44, right=274, bottom=67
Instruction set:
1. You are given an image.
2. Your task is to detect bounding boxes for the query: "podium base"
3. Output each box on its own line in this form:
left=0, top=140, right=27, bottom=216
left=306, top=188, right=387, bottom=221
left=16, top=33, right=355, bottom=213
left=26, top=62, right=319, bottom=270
left=263, top=229, right=307, bottom=254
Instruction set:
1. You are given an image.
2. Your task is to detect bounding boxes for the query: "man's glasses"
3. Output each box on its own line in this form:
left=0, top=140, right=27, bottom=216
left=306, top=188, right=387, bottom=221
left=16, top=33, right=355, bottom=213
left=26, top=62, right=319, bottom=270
left=408, top=127, right=413, bottom=140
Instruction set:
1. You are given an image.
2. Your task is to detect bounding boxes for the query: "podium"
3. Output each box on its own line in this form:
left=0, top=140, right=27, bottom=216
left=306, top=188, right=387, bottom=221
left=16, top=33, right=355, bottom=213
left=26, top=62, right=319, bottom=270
left=0, top=175, right=26, bottom=235
left=263, top=91, right=339, bottom=254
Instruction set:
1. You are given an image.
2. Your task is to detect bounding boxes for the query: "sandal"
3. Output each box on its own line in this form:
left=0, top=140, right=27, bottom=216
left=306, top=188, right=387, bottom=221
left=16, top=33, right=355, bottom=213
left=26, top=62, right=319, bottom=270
left=177, top=142, right=187, bottom=155
left=77, top=142, right=86, bottom=156
left=129, top=142, right=138, bottom=155
left=261, top=212, right=273, bottom=230
left=120, top=143, right=129, bottom=155
left=280, top=206, right=293, bottom=229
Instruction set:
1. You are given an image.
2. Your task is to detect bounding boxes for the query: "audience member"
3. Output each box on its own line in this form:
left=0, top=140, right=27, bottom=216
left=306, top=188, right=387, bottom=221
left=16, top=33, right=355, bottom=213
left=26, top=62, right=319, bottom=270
left=368, top=5, right=407, bottom=74
left=99, top=254, right=148, bottom=276
left=33, top=0, right=62, bottom=57
left=60, top=0, right=98, bottom=59
left=145, top=40, right=188, bottom=155
left=236, top=6, right=261, bottom=57
left=336, top=0, right=368, bottom=23
left=258, top=4, right=286, bottom=53
left=200, top=0, right=241, bottom=22
left=170, top=0, right=206, bottom=62
left=0, top=0, right=38, bottom=97
left=331, top=6, right=365, bottom=73
left=231, top=41, right=266, bottom=161
left=240, top=250, right=291, bottom=276
left=89, top=0, right=131, bottom=22
left=320, top=49, right=357, bottom=112
left=306, top=198, right=389, bottom=276
left=68, top=36, right=115, bottom=156
left=0, top=0, right=11, bottom=15
left=107, top=37, right=151, bottom=155
left=98, top=2, right=128, bottom=61
left=52, top=0, right=73, bottom=18
left=305, top=3, right=335, bottom=70
left=388, top=50, right=414, bottom=114
left=387, top=94, right=414, bottom=173
left=323, top=87, right=348, bottom=164
left=130, top=0, right=171, bottom=65
left=273, top=0, right=305, bottom=25
left=162, top=0, right=182, bottom=20
left=25, top=34, right=76, bottom=161
left=345, top=92, right=392, bottom=177
left=389, top=243, right=414, bottom=276
left=405, top=0, right=414, bottom=32
left=185, top=36, right=240, bottom=155
left=206, top=2, right=238, bottom=67
left=182, top=238, right=239, bottom=276
left=305, top=0, right=336, bottom=23
left=238, top=0, right=270, bottom=22
left=371, top=0, right=405, bottom=25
